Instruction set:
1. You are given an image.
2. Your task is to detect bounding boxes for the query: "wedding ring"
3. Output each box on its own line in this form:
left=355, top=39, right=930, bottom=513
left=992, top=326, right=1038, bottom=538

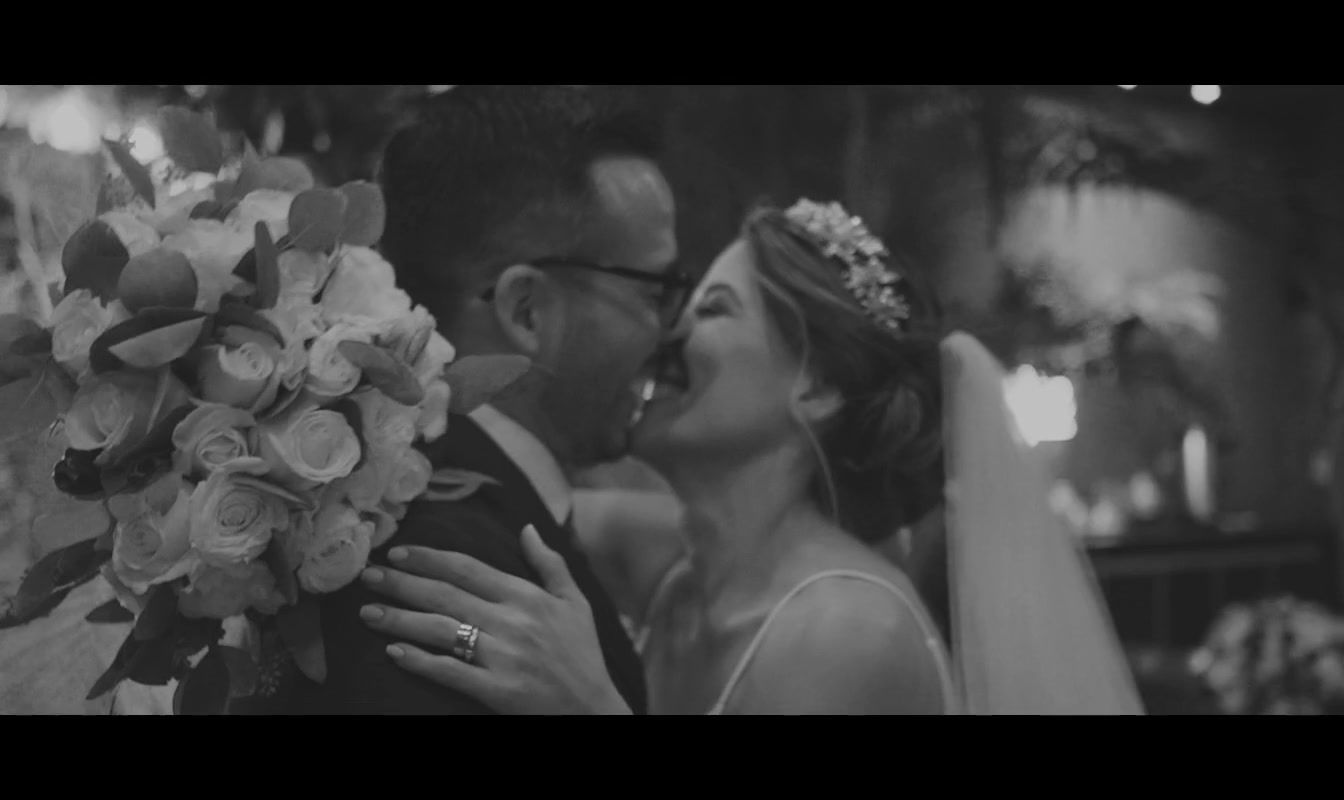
left=451, top=623, right=480, bottom=664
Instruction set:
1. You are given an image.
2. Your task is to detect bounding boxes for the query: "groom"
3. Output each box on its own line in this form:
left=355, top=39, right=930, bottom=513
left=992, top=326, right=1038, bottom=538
left=298, top=85, right=684, bottom=714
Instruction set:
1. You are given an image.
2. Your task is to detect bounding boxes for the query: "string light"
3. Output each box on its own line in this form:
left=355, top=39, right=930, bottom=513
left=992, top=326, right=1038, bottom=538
left=1004, top=365, right=1078, bottom=447
left=1118, top=85, right=1138, bottom=90
left=1191, top=85, right=1221, bottom=105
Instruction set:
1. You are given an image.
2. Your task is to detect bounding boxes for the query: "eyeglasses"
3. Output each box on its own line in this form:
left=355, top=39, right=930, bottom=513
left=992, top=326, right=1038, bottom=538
left=482, top=256, right=695, bottom=328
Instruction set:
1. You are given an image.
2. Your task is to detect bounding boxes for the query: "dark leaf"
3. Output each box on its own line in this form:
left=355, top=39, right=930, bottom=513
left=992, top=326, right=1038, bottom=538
left=173, top=647, right=230, bottom=715
left=232, top=246, right=257, bottom=283
left=216, top=296, right=285, bottom=345
left=106, top=316, right=208, bottom=369
left=89, top=307, right=209, bottom=373
left=10, top=538, right=110, bottom=620
left=102, top=138, right=156, bottom=209
left=2, top=313, right=50, bottom=357
left=61, top=220, right=130, bottom=303
left=337, top=341, right=424, bottom=406
left=288, top=188, right=347, bottom=253
left=252, top=222, right=280, bottom=310
left=190, top=200, right=226, bottom=220
left=157, top=107, right=223, bottom=174
left=261, top=539, right=299, bottom=606
left=338, top=181, right=385, bottom=246
left=276, top=595, right=326, bottom=684
left=0, top=584, right=75, bottom=630
left=132, top=584, right=178, bottom=642
left=125, top=636, right=177, bottom=686
left=86, top=598, right=136, bottom=624
left=218, top=645, right=260, bottom=698
left=52, top=447, right=107, bottom=500
left=445, top=354, right=533, bottom=415
left=87, top=629, right=140, bottom=699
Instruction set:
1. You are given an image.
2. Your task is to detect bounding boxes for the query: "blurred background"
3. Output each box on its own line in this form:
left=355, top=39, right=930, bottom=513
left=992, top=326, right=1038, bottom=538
left=2, top=84, right=1342, bottom=714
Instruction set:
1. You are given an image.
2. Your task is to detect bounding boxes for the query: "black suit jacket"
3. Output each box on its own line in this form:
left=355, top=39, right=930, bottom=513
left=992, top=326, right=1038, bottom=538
left=295, top=414, right=648, bottom=714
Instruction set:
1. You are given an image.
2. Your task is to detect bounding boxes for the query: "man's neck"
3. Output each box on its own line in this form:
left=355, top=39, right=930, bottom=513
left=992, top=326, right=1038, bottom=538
left=468, top=402, right=573, bottom=526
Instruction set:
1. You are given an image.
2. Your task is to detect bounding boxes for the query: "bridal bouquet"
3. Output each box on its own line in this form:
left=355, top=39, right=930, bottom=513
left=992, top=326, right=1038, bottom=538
left=0, top=108, right=524, bottom=712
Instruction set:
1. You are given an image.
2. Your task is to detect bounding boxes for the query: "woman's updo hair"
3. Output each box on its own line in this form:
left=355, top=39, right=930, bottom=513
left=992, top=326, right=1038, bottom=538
left=742, top=203, right=944, bottom=543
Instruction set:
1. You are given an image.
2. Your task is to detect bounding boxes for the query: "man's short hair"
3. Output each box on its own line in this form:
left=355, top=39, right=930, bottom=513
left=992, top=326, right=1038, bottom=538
left=377, top=85, right=663, bottom=321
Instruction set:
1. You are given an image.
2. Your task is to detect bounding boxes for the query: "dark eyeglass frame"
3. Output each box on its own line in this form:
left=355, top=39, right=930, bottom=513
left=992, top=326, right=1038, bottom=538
left=481, top=256, right=695, bottom=327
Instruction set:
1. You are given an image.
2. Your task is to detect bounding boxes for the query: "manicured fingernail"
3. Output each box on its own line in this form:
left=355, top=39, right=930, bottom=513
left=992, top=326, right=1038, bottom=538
left=386, top=645, right=405, bottom=659
left=388, top=547, right=408, bottom=563
left=359, top=605, right=384, bottom=621
left=362, top=568, right=384, bottom=583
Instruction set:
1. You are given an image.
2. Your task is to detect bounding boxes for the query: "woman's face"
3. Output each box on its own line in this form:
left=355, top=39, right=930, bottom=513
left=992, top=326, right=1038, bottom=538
left=631, top=240, right=807, bottom=471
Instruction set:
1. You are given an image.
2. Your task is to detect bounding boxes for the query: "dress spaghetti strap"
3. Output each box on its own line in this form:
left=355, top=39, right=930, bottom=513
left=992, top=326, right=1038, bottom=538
left=706, top=570, right=957, bottom=715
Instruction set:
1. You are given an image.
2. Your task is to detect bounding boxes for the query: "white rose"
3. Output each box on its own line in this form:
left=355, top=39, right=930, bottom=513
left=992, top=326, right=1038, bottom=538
left=416, top=330, right=456, bottom=387
left=171, top=403, right=268, bottom=478
left=366, top=501, right=406, bottom=549
left=228, top=190, right=294, bottom=241
left=188, top=470, right=293, bottom=566
left=176, top=560, right=286, bottom=620
left=417, top=379, right=452, bottom=442
left=257, top=403, right=362, bottom=490
left=277, top=249, right=331, bottom=301
left=352, top=389, right=418, bottom=457
left=100, top=210, right=160, bottom=257
left=383, top=447, right=432, bottom=505
left=107, top=473, right=198, bottom=594
left=321, top=246, right=412, bottom=323
left=49, top=289, right=125, bottom=378
left=306, top=319, right=383, bottom=397
left=160, top=219, right=254, bottom=312
left=289, top=494, right=374, bottom=594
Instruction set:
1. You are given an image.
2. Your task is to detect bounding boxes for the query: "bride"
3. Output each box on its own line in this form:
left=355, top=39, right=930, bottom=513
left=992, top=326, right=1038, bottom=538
left=356, top=199, right=1143, bottom=714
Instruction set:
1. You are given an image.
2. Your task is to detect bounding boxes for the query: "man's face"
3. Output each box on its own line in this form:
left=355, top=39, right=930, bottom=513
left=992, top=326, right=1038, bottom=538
left=543, top=155, right=678, bottom=467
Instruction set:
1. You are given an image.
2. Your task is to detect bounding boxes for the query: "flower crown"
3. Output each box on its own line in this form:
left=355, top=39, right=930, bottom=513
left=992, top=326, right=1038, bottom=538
left=784, top=199, right=911, bottom=333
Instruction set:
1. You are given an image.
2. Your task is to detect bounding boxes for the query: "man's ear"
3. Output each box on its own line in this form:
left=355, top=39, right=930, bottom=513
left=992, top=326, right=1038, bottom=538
left=489, top=264, right=557, bottom=358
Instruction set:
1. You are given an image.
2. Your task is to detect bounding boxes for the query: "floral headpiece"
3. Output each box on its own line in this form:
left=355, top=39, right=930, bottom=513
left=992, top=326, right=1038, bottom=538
left=784, top=199, right=911, bottom=333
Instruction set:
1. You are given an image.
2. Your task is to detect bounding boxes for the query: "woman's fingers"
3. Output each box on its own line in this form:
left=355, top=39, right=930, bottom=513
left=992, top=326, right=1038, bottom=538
left=519, top=525, right=583, bottom=602
left=384, top=642, right=504, bottom=706
left=385, top=545, right=536, bottom=604
left=360, top=603, right=493, bottom=660
left=360, top=564, right=497, bottom=628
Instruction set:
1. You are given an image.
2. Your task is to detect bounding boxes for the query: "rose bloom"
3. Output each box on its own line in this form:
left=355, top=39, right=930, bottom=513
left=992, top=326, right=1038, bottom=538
left=49, top=289, right=128, bottom=378
left=188, top=470, right=296, bottom=566
left=320, top=246, right=412, bottom=323
left=171, top=403, right=268, bottom=478
left=176, top=560, right=287, bottom=619
left=63, top=368, right=191, bottom=466
left=305, top=319, right=383, bottom=397
left=257, top=403, right=362, bottom=491
left=286, top=493, right=375, bottom=594
left=107, top=473, right=198, bottom=595
left=197, top=324, right=303, bottom=415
